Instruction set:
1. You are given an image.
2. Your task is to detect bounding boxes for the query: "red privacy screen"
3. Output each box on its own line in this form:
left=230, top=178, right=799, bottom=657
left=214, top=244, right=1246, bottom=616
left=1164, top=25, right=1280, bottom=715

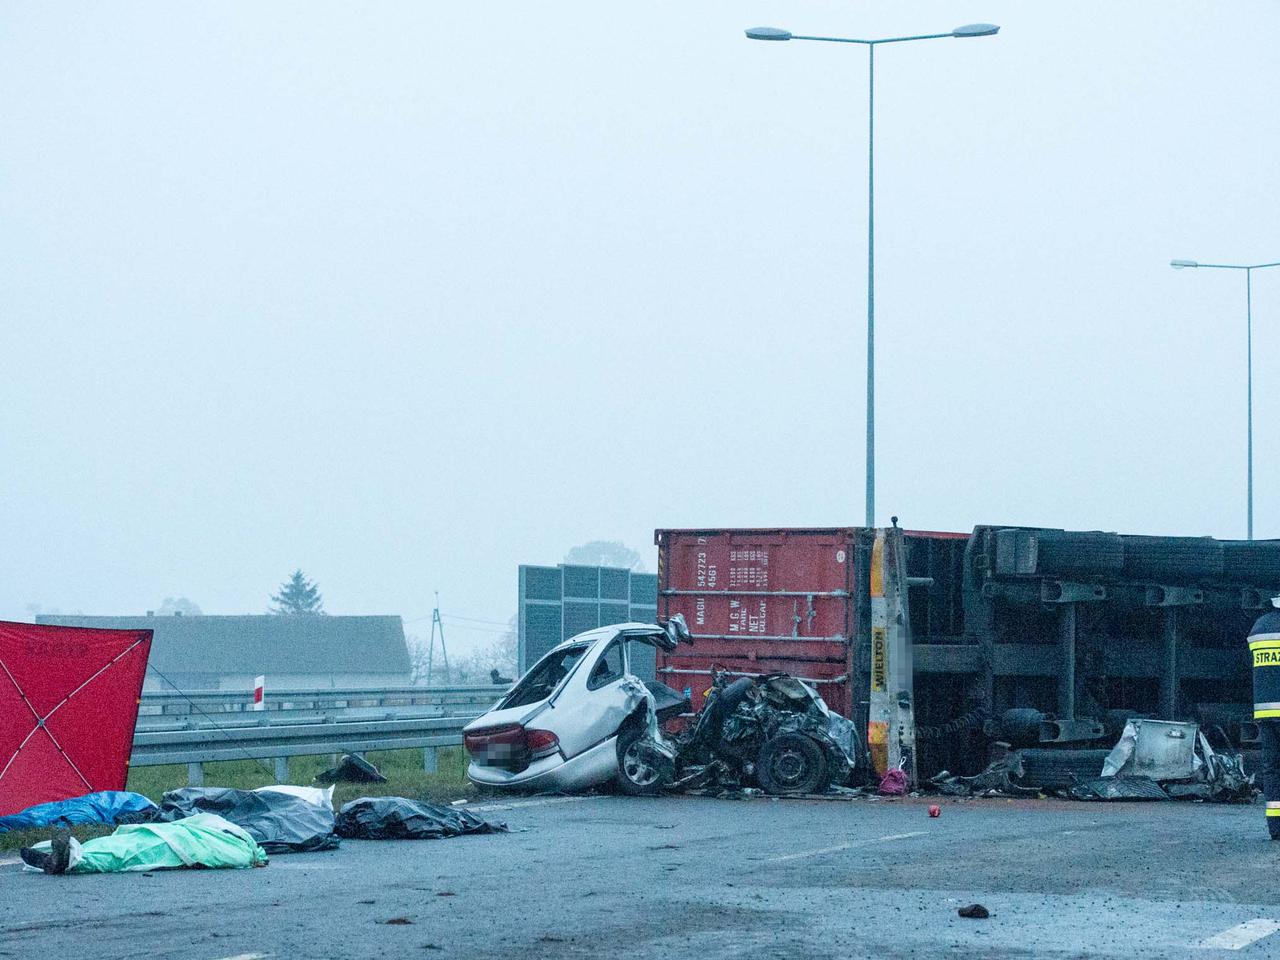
left=0, top=621, right=151, bottom=815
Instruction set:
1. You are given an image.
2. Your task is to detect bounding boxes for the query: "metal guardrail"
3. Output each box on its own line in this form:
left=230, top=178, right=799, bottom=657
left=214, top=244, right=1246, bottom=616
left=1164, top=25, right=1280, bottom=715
left=130, top=713, right=482, bottom=786
left=139, top=684, right=509, bottom=719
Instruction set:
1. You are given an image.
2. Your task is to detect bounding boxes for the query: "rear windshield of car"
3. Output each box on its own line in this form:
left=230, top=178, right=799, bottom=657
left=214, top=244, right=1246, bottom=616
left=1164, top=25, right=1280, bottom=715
left=501, top=644, right=590, bottom=709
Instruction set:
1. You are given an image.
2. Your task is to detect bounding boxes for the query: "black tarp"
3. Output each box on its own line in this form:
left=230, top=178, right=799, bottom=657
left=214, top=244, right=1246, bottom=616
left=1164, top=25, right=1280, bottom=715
left=335, top=797, right=507, bottom=840
left=315, top=754, right=387, bottom=784
left=157, top=787, right=339, bottom=853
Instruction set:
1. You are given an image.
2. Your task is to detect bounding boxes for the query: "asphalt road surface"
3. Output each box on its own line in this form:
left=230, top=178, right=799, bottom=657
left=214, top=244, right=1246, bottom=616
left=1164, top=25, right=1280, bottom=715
left=3, top=793, right=1280, bottom=959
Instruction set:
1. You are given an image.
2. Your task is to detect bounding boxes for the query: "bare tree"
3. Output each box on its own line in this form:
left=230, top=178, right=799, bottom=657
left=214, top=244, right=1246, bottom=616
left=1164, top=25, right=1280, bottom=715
left=452, top=615, right=518, bottom=684
left=407, top=633, right=430, bottom=685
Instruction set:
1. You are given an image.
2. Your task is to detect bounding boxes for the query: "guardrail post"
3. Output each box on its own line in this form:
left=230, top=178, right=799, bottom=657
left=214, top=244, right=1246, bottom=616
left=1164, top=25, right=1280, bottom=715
left=423, top=746, right=438, bottom=774
left=274, top=757, right=288, bottom=783
left=187, top=762, right=204, bottom=786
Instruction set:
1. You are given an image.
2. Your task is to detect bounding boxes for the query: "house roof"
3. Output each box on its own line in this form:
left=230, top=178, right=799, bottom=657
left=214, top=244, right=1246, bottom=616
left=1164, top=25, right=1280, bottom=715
left=33, top=615, right=411, bottom=678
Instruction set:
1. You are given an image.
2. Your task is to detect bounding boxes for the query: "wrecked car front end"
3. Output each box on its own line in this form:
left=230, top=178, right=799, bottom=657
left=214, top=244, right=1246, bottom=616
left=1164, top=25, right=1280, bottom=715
left=655, top=670, right=863, bottom=796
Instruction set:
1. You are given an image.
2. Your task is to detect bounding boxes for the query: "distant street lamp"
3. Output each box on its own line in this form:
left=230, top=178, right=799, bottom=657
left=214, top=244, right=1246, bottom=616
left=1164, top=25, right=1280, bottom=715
left=747, top=24, right=1000, bottom=527
left=1171, top=258, right=1280, bottom=539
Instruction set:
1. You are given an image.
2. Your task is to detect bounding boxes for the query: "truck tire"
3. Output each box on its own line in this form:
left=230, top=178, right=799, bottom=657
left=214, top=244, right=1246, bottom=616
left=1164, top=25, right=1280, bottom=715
left=615, top=721, right=667, bottom=796
left=1017, top=748, right=1111, bottom=790
left=998, top=708, right=1045, bottom=746
left=756, top=733, right=829, bottom=795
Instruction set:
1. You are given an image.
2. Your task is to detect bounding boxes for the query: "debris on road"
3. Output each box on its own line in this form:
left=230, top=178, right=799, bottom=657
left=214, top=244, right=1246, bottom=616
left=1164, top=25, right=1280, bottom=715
left=1066, top=776, right=1171, bottom=802
left=958, top=903, right=990, bottom=919
left=926, top=719, right=1251, bottom=804
left=1102, top=719, right=1197, bottom=780
left=316, top=753, right=388, bottom=784
left=1056, top=720, right=1253, bottom=802
left=878, top=768, right=908, bottom=796
left=19, top=813, right=267, bottom=874
left=0, top=791, right=157, bottom=833
left=335, top=797, right=508, bottom=840
left=157, top=785, right=339, bottom=853
left=930, top=753, right=1038, bottom=798
left=1104, top=720, right=1251, bottom=800
left=928, top=804, right=941, bottom=818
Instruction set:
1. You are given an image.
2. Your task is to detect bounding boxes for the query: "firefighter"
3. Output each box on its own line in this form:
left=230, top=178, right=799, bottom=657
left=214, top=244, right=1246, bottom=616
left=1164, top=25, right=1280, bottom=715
left=1249, top=593, right=1280, bottom=839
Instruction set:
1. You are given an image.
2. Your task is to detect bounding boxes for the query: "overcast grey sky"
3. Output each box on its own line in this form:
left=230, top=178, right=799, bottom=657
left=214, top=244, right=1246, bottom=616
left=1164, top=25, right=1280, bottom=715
left=2, top=2, right=1277, bottom=651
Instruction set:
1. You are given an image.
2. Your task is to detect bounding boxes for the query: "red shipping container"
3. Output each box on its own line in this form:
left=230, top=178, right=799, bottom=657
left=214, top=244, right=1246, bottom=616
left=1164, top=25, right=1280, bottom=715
left=655, top=528, right=858, bottom=717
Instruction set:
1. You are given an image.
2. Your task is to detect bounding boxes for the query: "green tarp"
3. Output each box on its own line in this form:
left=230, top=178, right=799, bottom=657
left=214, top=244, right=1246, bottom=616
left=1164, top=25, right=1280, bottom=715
left=28, top=813, right=267, bottom=873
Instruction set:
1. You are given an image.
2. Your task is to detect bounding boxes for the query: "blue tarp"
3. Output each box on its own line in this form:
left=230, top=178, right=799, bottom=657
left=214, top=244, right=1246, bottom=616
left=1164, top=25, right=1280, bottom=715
left=0, top=791, right=157, bottom=833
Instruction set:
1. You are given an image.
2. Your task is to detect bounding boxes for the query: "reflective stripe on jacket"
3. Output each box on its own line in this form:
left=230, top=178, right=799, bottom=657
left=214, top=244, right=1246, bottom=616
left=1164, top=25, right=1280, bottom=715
left=1249, top=611, right=1280, bottom=719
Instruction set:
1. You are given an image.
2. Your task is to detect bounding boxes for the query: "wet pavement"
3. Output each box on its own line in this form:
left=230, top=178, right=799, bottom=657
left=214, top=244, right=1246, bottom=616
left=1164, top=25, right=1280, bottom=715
left=2, top=793, right=1278, bottom=959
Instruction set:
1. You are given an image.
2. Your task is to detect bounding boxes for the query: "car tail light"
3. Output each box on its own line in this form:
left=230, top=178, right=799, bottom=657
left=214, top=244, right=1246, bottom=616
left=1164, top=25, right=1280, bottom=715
left=525, top=728, right=560, bottom=759
left=464, top=724, right=559, bottom=770
left=464, top=724, right=524, bottom=763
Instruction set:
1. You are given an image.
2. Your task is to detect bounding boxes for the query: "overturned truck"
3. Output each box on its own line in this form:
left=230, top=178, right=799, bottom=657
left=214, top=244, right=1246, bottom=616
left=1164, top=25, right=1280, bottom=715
left=655, top=525, right=1278, bottom=787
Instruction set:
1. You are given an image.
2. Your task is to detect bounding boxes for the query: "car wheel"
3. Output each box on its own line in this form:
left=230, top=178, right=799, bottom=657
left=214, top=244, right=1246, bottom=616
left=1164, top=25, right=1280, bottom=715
left=615, top=722, right=667, bottom=796
left=756, top=733, right=829, bottom=795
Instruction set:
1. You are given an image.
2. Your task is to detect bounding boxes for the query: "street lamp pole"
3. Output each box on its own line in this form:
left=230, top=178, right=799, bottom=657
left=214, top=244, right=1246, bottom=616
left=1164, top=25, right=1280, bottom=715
left=1171, top=258, right=1280, bottom=540
left=866, top=42, right=875, bottom=530
left=747, top=24, right=1000, bottom=527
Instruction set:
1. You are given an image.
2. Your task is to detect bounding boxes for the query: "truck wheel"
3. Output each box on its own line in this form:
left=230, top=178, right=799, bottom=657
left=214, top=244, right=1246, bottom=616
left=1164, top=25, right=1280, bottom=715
left=756, top=733, right=829, bottom=795
left=615, top=722, right=667, bottom=796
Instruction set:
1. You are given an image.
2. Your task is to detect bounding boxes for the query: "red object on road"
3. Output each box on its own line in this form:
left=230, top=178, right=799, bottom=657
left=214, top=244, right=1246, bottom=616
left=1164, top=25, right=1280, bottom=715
left=928, top=805, right=942, bottom=818
left=879, top=768, right=908, bottom=796
left=655, top=528, right=858, bottom=717
left=0, top=621, right=151, bottom=815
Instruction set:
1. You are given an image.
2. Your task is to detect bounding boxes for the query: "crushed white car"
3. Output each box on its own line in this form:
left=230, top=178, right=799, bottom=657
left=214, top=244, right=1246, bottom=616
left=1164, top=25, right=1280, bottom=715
left=464, top=615, right=863, bottom=796
left=463, top=618, right=690, bottom=793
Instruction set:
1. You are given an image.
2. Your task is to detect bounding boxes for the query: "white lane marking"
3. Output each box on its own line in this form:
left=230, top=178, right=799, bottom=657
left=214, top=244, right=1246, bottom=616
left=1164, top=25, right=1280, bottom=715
left=469, top=796, right=598, bottom=813
left=1198, top=919, right=1280, bottom=950
left=0, top=855, right=21, bottom=868
left=768, top=831, right=927, bottom=863
left=212, top=954, right=270, bottom=960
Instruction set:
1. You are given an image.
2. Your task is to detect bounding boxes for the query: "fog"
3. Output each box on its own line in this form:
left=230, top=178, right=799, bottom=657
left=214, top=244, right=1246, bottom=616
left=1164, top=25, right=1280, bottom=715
left=2, top=1, right=1276, bottom=655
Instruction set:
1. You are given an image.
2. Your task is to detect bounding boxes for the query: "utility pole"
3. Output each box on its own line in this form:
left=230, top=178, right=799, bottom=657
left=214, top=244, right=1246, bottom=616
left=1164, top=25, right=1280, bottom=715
left=426, top=592, right=451, bottom=685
